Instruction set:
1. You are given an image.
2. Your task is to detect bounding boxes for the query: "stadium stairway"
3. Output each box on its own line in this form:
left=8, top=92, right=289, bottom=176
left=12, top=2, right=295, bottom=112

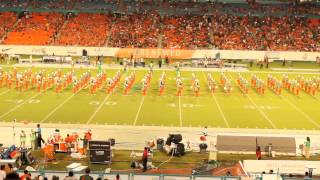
left=50, top=18, right=69, bottom=45
left=105, top=21, right=115, bottom=47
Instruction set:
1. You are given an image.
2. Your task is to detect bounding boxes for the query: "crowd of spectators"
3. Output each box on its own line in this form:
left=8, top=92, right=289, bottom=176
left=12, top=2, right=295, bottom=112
left=3, top=12, right=64, bottom=45
left=0, top=12, right=17, bottom=40
left=162, top=15, right=210, bottom=49
left=0, top=1, right=318, bottom=51
left=210, top=14, right=319, bottom=51
left=109, top=12, right=160, bottom=48
left=55, top=13, right=112, bottom=46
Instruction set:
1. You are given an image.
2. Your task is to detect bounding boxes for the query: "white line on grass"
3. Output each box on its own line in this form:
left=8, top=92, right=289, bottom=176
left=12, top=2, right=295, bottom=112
left=281, top=96, right=320, bottom=129
left=227, top=73, right=277, bottom=129
left=40, top=93, right=75, bottom=123
left=86, top=93, right=112, bottom=125
left=179, top=96, right=182, bottom=127
left=201, top=71, right=230, bottom=128
left=0, top=93, right=40, bottom=119
left=133, top=96, right=145, bottom=126
left=0, top=89, right=10, bottom=96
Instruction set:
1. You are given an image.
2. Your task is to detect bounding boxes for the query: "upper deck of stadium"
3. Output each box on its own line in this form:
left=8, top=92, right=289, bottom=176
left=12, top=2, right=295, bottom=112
left=0, top=0, right=318, bottom=51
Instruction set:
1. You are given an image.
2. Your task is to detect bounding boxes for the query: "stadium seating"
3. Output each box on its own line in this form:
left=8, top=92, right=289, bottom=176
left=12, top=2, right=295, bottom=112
left=55, top=13, right=112, bottom=47
left=108, top=12, right=160, bottom=48
left=3, top=12, right=64, bottom=45
left=162, top=15, right=211, bottom=49
left=210, top=14, right=319, bottom=51
left=0, top=12, right=17, bottom=40
left=0, top=1, right=318, bottom=51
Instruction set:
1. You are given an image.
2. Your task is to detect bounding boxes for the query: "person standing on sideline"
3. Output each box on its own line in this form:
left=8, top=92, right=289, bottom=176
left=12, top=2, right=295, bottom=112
left=36, top=124, right=44, bottom=149
left=20, top=130, right=26, bottom=148
left=30, top=129, right=36, bottom=150
left=304, top=137, right=311, bottom=159
left=142, top=147, right=148, bottom=172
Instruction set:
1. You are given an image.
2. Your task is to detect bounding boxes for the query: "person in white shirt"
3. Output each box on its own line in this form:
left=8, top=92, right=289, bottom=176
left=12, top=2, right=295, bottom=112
left=0, top=165, right=6, bottom=180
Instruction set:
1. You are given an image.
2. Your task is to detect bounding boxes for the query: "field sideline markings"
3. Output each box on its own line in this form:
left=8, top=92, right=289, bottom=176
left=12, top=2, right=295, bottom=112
left=280, top=96, right=320, bottom=129
left=227, top=73, right=277, bottom=129
left=40, top=93, right=75, bottom=123
left=179, top=96, right=182, bottom=127
left=0, top=93, right=40, bottom=119
left=201, top=71, right=229, bottom=128
left=86, top=93, right=112, bottom=125
left=0, top=89, right=10, bottom=96
left=133, top=96, right=145, bottom=126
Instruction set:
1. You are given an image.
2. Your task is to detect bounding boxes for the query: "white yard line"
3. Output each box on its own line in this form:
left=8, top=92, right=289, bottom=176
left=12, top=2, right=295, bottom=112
left=246, top=95, right=276, bottom=128
left=133, top=96, right=145, bottom=126
left=0, top=89, right=10, bottom=96
left=86, top=93, right=112, bottom=125
left=40, top=93, right=75, bottom=123
left=0, top=93, right=40, bottom=119
left=201, top=71, right=230, bottom=128
left=281, top=96, right=320, bottom=129
left=227, top=73, right=277, bottom=129
left=179, top=96, right=182, bottom=127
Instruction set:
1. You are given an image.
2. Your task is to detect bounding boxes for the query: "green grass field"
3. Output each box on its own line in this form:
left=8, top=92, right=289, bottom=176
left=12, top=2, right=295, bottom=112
left=0, top=65, right=319, bottom=130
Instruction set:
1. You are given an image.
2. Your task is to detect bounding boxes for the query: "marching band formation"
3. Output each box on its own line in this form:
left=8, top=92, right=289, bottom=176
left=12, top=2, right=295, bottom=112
left=0, top=67, right=319, bottom=97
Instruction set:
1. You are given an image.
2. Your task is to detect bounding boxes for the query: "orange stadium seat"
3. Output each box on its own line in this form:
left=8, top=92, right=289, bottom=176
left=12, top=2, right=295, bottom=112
left=55, top=13, right=112, bottom=47
left=3, top=12, right=64, bottom=45
left=0, top=12, right=17, bottom=39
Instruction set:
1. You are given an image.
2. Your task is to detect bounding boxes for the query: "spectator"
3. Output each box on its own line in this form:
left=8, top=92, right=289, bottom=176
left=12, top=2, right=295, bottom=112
left=142, top=147, right=148, bottom=172
left=304, top=137, right=311, bottom=159
left=79, top=168, right=93, bottom=180
left=304, top=172, right=311, bottom=179
left=5, top=165, right=19, bottom=180
left=64, top=171, right=76, bottom=180
left=269, top=169, right=274, bottom=174
left=0, top=165, right=6, bottom=180
left=20, top=170, right=31, bottom=180
left=114, top=174, right=120, bottom=180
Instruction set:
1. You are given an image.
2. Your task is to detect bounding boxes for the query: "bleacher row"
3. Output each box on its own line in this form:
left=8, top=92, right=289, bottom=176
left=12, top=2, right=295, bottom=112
left=0, top=10, right=318, bottom=51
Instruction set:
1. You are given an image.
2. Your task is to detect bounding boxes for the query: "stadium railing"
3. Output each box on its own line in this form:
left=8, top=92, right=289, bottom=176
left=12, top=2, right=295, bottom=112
left=16, top=170, right=243, bottom=180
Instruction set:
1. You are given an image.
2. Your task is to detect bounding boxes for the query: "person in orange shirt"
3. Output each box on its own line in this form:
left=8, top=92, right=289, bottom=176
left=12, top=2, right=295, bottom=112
left=65, top=134, right=72, bottom=154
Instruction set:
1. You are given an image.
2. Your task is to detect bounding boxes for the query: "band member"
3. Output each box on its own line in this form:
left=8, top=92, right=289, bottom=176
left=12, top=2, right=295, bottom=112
left=176, top=77, right=183, bottom=96
left=193, top=79, right=200, bottom=96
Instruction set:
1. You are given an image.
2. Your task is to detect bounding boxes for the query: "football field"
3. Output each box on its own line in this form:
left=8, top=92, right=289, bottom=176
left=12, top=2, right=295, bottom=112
left=0, top=66, right=320, bottom=130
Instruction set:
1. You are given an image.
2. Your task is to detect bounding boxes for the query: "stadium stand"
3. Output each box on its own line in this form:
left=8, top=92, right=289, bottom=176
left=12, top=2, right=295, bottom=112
left=55, top=13, right=112, bottom=46
left=210, top=14, right=319, bottom=51
left=0, top=12, right=17, bottom=40
left=108, top=12, right=161, bottom=48
left=3, top=12, right=64, bottom=45
left=0, top=1, right=317, bottom=51
left=162, top=15, right=211, bottom=49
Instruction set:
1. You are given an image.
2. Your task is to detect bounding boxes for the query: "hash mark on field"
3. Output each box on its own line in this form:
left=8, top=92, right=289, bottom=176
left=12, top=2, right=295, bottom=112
left=201, top=71, right=230, bottom=128
left=226, top=73, right=276, bottom=129
left=133, top=96, right=145, bottom=126
left=40, top=94, right=75, bottom=123
left=0, top=93, right=40, bottom=119
left=86, top=93, right=112, bottom=124
left=179, top=96, right=182, bottom=127
left=0, top=89, right=10, bottom=96
left=281, top=96, right=320, bottom=129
